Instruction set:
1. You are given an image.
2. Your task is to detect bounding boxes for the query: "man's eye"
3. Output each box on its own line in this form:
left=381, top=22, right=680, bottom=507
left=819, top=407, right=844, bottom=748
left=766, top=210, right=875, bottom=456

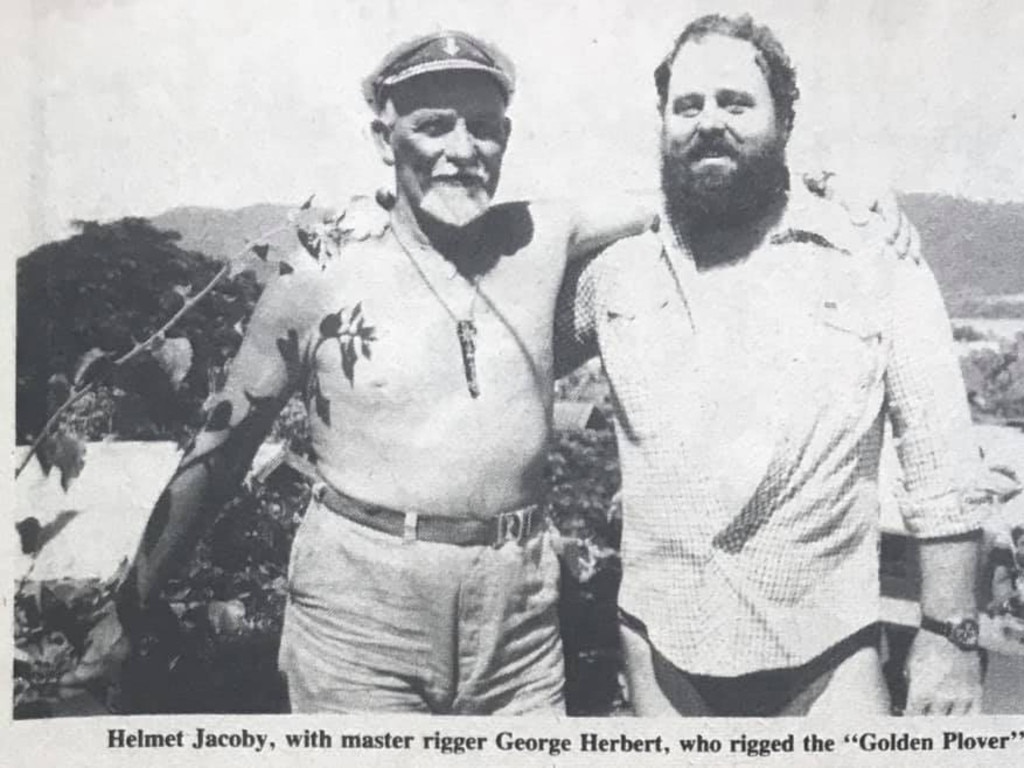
left=467, top=120, right=502, bottom=140
left=719, top=94, right=754, bottom=114
left=673, top=98, right=702, bottom=117
left=417, top=118, right=452, bottom=137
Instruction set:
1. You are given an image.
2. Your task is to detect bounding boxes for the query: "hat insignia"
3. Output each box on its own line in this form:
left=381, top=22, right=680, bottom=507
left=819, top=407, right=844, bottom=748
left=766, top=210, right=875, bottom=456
left=442, top=36, right=460, bottom=56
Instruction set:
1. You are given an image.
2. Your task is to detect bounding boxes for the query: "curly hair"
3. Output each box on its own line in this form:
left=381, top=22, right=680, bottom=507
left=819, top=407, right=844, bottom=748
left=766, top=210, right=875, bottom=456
left=654, top=14, right=800, bottom=134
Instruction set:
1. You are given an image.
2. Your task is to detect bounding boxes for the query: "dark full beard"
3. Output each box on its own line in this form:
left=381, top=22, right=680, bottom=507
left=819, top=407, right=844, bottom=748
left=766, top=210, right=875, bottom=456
left=662, top=141, right=790, bottom=235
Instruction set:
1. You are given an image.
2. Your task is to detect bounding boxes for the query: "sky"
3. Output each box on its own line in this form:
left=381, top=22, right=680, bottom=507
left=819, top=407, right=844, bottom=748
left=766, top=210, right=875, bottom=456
left=4, top=0, right=1024, bottom=259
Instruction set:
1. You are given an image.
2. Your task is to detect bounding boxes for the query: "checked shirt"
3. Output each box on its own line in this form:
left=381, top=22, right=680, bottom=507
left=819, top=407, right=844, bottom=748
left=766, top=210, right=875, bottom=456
left=554, top=185, right=987, bottom=676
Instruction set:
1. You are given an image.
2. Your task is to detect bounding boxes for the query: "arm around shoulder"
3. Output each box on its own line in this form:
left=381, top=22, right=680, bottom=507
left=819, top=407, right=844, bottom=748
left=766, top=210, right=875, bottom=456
left=565, top=191, right=660, bottom=262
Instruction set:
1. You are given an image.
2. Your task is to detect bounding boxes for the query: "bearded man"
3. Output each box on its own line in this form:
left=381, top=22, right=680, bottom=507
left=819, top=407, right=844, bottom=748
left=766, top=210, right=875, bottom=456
left=63, top=26, right=913, bottom=716
left=64, top=31, right=658, bottom=715
left=556, top=14, right=987, bottom=717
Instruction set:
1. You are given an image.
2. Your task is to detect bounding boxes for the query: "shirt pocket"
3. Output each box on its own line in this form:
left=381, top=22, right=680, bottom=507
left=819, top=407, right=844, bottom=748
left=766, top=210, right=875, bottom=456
left=600, top=289, right=678, bottom=376
left=598, top=291, right=695, bottom=442
left=602, top=284, right=673, bottom=322
left=813, top=296, right=886, bottom=396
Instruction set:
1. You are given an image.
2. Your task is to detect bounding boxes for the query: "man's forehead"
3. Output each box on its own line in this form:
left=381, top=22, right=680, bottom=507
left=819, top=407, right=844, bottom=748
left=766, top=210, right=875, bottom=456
left=667, top=35, right=767, bottom=93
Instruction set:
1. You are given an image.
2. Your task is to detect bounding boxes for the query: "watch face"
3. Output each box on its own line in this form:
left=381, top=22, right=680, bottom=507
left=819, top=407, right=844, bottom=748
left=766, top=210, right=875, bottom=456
left=950, top=619, right=980, bottom=649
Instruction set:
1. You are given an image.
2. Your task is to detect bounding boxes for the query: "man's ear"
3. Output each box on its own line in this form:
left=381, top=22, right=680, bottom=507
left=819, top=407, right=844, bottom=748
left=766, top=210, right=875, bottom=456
left=371, top=118, right=395, bottom=166
left=502, top=116, right=512, bottom=145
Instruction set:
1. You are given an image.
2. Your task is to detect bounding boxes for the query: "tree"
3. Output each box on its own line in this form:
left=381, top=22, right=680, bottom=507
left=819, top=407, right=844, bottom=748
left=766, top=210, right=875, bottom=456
left=16, top=218, right=262, bottom=443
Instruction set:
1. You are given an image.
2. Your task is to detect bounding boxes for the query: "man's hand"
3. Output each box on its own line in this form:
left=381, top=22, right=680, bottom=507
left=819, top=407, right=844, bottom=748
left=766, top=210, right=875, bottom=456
left=903, top=630, right=983, bottom=715
left=803, top=171, right=921, bottom=262
left=330, top=191, right=392, bottom=241
left=59, top=603, right=131, bottom=688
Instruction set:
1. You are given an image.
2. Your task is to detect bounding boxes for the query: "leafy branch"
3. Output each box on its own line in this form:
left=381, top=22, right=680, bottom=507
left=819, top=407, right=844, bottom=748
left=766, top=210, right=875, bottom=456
left=15, top=220, right=294, bottom=482
left=14, top=193, right=381, bottom=715
left=16, top=191, right=378, bottom=486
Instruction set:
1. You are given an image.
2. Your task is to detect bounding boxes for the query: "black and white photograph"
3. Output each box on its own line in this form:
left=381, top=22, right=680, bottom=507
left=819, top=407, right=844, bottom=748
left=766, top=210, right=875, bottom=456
left=5, top=0, right=1024, bottom=762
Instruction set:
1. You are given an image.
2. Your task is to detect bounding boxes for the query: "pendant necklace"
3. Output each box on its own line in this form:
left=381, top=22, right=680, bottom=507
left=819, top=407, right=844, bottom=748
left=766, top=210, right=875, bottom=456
left=392, top=226, right=483, bottom=398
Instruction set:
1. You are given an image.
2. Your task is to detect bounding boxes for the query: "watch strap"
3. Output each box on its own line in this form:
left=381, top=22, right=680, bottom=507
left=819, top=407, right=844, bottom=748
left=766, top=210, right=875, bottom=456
left=919, top=614, right=980, bottom=650
left=919, top=614, right=951, bottom=637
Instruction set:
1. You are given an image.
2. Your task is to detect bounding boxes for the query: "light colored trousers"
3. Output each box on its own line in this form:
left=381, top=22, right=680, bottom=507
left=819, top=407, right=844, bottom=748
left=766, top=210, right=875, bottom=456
left=279, top=497, right=565, bottom=714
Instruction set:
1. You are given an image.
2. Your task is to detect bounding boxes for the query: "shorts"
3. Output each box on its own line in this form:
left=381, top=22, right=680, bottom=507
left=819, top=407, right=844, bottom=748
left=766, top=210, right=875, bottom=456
left=622, top=610, right=881, bottom=716
left=278, top=496, right=565, bottom=714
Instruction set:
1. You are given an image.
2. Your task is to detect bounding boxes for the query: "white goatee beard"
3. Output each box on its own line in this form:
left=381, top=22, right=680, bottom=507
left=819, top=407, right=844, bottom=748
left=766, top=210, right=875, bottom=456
left=419, top=186, right=493, bottom=228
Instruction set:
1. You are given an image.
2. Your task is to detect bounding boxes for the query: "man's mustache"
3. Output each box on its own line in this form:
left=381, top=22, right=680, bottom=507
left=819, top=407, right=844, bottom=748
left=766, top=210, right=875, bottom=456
left=431, top=171, right=489, bottom=187
left=684, top=135, right=740, bottom=162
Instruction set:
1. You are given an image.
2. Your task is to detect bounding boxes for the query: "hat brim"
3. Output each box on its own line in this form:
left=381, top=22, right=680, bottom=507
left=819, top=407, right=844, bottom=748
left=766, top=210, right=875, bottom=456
left=364, top=61, right=514, bottom=112
left=382, top=59, right=513, bottom=95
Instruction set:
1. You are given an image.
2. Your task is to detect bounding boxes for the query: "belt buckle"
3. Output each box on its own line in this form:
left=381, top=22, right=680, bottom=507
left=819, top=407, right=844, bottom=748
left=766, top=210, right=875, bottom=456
left=494, top=508, right=531, bottom=548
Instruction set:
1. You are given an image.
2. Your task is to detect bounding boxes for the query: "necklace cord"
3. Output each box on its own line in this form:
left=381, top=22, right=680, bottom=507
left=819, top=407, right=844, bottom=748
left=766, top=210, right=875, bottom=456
left=391, top=226, right=483, bottom=398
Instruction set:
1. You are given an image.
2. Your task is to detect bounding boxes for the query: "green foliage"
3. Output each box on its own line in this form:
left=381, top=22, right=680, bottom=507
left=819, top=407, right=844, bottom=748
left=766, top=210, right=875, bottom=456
left=961, top=333, right=1024, bottom=419
left=547, top=365, right=626, bottom=713
left=120, top=473, right=307, bottom=714
left=268, top=395, right=313, bottom=457
left=16, top=218, right=261, bottom=443
left=14, top=205, right=633, bottom=716
left=548, top=428, right=620, bottom=545
left=14, top=473, right=308, bottom=718
left=15, top=576, right=122, bottom=716
left=953, top=325, right=988, bottom=343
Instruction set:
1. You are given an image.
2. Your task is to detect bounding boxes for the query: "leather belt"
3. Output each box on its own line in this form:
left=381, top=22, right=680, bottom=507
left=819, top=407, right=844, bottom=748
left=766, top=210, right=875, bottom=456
left=314, top=483, right=544, bottom=547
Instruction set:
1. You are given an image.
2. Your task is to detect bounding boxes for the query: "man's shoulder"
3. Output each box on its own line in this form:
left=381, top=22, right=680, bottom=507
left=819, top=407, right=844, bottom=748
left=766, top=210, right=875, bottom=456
left=478, top=200, right=564, bottom=255
left=253, top=260, right=340, bottom=331
left=782, top=179, right=856, bottom=232
left=778, top=180, right=890, bottom=262
left=562, top=228, right=663, bottom=300
left=594, top=228, right=662, bottom=268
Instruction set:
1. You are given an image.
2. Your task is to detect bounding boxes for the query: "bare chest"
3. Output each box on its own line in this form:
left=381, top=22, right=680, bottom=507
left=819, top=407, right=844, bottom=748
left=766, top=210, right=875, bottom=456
left=307, top=247, right=565, bottom=412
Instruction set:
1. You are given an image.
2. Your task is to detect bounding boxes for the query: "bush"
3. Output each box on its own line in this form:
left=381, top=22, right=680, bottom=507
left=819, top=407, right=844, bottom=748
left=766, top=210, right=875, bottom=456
left=961, top=333, right=1024, bottom=419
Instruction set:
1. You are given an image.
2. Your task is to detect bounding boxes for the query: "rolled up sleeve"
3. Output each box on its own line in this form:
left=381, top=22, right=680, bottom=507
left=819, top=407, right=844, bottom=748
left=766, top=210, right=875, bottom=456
left=884, top=256, right=988, bottom=537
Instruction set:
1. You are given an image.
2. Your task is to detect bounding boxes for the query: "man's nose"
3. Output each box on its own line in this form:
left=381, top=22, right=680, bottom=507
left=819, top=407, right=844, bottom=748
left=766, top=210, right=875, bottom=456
left=695, top=107, right=726, bottom=135
left=444, top=120, right=477, bottom=161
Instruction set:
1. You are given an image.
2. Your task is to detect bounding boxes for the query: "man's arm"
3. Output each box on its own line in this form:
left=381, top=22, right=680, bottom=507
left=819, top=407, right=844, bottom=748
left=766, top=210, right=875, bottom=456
left=565, top=192, right=660, bottom=261
left=62, top=274, right=313, bottom=685
left=130, top=277, right=310, bottom=602
left=553, top=255, right=601, bottom=379
left=884, top=252, right=987, bottom=715
left=564, top=176, right=919, bottom=265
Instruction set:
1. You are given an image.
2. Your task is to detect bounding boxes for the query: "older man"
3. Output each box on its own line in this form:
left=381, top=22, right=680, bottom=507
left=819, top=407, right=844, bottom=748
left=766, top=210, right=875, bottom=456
left=65, top=29, right=908, bottom=715
left=62, top=31, right=660, bottom=715
left=556, top=14, right=986, bottom=717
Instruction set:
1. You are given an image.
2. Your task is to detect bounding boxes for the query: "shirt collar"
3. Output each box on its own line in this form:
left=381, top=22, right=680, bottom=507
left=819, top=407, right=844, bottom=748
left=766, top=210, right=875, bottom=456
left=656, top=179, right=861, bottom=264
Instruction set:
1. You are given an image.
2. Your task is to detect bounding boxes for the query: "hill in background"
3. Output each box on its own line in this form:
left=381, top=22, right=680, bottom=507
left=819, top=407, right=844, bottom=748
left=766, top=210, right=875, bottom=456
left=900, top=194, right=1024, bottom=318
left=149, top=193, right=1023, bottom=318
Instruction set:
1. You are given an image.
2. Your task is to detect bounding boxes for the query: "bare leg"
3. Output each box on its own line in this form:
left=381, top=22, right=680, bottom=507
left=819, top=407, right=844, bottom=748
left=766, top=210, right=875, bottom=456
left=620, top=623, right=707, bottom=716
left=804, top=646, right=890, bottom=716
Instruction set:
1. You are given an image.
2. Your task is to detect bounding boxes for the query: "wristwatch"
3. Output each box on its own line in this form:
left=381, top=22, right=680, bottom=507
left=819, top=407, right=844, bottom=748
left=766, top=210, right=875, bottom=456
left=919, top=614, right=980, bottom=651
